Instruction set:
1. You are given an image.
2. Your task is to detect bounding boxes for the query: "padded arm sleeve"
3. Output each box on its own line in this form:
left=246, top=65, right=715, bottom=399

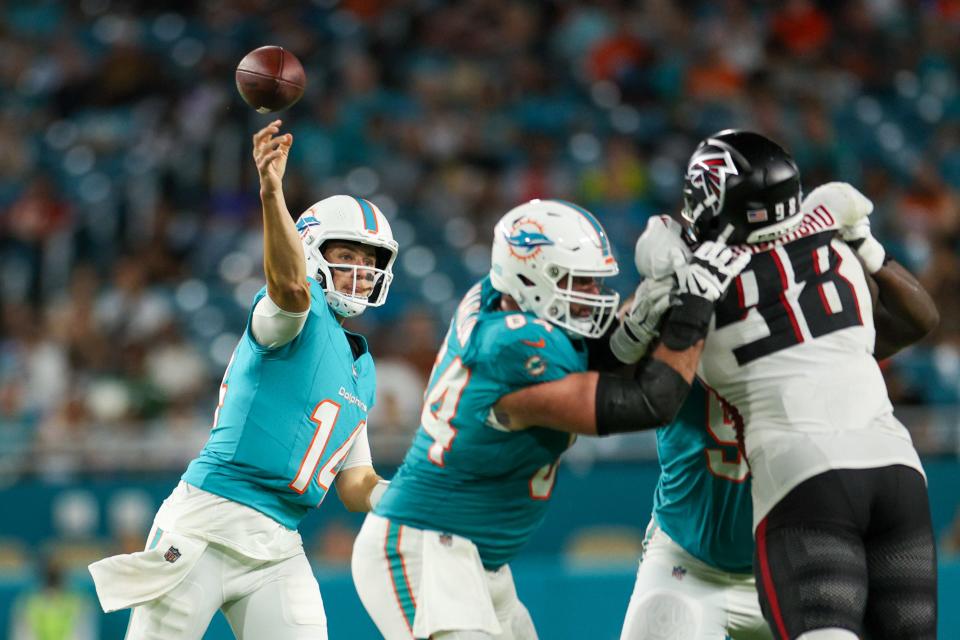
left=594, top=359, right=691, bottom=436
left=251, top=294, right=310, bottom=349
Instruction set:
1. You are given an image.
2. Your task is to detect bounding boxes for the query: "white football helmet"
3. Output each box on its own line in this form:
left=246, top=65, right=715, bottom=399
left=490, top=199, right=620, bottom=339
left=295, top=195, right=398, bottom=318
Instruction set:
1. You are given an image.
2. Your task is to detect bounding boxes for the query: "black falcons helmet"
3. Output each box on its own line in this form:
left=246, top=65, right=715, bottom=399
left=681, top=130, right=802, bottom=245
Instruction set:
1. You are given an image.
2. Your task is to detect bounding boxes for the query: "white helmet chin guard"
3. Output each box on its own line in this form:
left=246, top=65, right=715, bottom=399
left=295, top=195, right=398, bottom=318
left=490, top=199, right=620, bottom=339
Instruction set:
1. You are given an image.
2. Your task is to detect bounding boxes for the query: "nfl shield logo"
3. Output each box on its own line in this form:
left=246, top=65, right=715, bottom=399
left=439, top=533, right=453, bottom=547
left=164, top=546, right=181, bottom=563
left=671, top=565, right=687, bottom=580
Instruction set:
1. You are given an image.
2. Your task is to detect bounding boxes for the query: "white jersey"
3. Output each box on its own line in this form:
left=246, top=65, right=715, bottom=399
left=697, top=205, right=924, bottom=529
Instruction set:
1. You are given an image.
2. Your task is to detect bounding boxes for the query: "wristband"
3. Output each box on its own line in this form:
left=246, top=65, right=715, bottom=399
left=855, top=235, right=886, bottom=274
left=369, top=479, right=390, bottom=510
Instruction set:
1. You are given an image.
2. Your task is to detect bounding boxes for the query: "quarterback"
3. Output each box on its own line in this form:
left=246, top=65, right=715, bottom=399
left=88, top=120, right=398, bottom=639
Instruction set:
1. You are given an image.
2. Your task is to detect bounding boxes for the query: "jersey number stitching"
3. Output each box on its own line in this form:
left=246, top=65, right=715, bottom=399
left=703, top=389, right=749, bottom=483
left=289, top=400, right=365, bottom=498
left=211, top=352, right=362, bottom=499
left=715, top=234, right=865, bottom=365
left=529, top=460, right=560, bottom=500
left=422, top=357, right=471, bottom=467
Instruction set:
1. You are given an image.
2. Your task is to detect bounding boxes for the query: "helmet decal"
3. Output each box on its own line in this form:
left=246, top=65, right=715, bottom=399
left=352, top=196, right=379, bottom=233
left=296, top=215, right=321, bottom=236
left=505, top=218, right=554, bottom=262
left=684, top=147, right=739, bottom=223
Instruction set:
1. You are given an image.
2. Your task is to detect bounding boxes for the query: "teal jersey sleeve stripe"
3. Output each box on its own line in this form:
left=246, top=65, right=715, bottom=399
left=551, top=199, right=610, bottom=257
left=353, top=196, right=379, bottom=233
left=386, top=521, right=417, bottom=631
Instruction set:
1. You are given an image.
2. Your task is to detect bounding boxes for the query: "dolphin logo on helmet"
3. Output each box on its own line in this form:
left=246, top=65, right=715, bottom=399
left=505, top=218, right=555, bottom=261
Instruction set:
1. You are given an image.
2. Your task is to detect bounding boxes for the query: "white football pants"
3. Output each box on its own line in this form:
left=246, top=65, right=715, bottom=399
left=352, top=513, right=537, bottom=640
left=620, top=525, right=772, bottom=640
left=124, top=542, right=326, bottom=640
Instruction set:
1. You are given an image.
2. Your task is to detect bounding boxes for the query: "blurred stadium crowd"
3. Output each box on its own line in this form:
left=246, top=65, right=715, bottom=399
left=1, top=0, right=959, bottom=480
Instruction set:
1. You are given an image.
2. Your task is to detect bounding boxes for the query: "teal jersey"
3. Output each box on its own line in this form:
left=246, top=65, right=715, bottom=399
left=377, top=278, right=583, bottom=570
left=653, top=381, right=754, bottom=573
left=182, top=277, right=375, bottom=530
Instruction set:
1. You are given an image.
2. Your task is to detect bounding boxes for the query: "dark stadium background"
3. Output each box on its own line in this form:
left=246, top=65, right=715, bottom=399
left=1, top=1, right=958, bottom=638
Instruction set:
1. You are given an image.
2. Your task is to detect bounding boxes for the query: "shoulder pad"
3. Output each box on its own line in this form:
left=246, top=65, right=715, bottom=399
left=470, top=312, right=573, bottom=365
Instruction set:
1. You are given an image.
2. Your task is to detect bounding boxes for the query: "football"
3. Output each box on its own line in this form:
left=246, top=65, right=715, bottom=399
left=235, top=46, right=306, bottom=113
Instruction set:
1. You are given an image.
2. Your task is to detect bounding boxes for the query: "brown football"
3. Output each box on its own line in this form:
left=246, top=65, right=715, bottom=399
left=235, top=46, right=306, bottom=113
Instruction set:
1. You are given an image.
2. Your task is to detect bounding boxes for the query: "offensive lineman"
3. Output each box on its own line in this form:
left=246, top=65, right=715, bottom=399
left=88, top=120, right=398, bottom=639
left=677, top=130, right=938, bottom=640
left=352, top=198, right=750, bottom=639
left=617, top=175, right=938, bottom=639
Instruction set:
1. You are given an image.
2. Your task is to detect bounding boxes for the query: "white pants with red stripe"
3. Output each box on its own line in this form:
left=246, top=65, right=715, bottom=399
left=351, top=513, right=537, bottom=640
left=620, top=524, right=772, bottom=640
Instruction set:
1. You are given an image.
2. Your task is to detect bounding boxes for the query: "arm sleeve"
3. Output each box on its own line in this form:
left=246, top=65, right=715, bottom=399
left=340, top=423, right=373, bottom=471
left=250, top=293, right=310, bottom=349
left=594, top=359, right=691, bottom=435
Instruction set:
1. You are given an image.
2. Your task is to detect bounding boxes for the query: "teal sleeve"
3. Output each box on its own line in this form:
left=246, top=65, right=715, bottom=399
left=474, top=320, right=579, bottom=390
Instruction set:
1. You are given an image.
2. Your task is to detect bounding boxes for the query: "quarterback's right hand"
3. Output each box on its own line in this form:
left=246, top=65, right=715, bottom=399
left=675, top=241, right=751, bottom=303
left=254, top=119, right=292, bottom=197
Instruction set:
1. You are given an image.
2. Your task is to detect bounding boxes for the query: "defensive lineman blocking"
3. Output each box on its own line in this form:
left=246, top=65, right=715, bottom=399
left=682, top=131, right=938, bottom=640
left=619, top=172, right=938, bottom=639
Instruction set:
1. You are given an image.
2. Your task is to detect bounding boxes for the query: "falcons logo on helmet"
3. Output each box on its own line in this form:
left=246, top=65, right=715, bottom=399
left=684, top=147, right=739, bottom=222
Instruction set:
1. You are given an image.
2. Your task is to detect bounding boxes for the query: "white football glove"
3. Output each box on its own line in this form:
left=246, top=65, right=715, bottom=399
left=634, top=215, right=693, bottom=279
left=609, top=277, right=675, bottom=364
left=803, top=181, right=874, bottom=227
left=804, top=182, right=885, bottom=273
left=675, top=241, right=751, bottom=303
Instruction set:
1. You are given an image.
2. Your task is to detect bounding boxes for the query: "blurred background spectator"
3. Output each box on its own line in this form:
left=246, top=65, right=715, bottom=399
left=9, top=556, right=97, bottom=640
left=0, top=1, right=958, bottom=637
